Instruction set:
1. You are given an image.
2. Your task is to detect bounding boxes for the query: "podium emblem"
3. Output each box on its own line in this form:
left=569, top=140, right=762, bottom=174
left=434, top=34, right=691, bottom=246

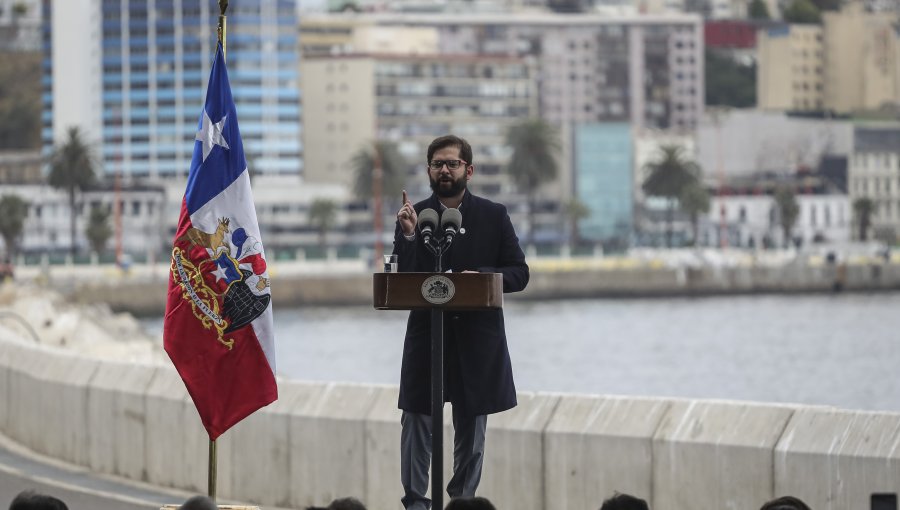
left=421, top=275, right=455, bottom=305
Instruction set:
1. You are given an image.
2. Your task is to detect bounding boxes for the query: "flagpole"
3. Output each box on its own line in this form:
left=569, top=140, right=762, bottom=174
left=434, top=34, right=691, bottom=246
left=206, top=0, right=228, bottom=501
left=208, top=439, right=218, bottom=500
left=218, top=0, right=228, bottom=58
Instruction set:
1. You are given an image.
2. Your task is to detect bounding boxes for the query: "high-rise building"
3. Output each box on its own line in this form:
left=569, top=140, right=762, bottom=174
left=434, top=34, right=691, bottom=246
left=757, top=23, right=825, bottom=112
left=42, top=0, right=301, bottom=180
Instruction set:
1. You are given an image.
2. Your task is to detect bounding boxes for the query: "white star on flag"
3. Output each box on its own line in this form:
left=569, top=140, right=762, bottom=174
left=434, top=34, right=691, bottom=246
left=196, top=110, right=230, bottom=162
left=211, top=263, right=229, bottom=282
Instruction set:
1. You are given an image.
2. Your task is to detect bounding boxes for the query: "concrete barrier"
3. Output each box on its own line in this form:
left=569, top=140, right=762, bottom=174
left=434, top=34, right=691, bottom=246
left=2, top=330, right=900, bottom=510
left=653, top=400, right=795, bottom=510
left=774, top=407, right=900, bottom=510
left=482, top=392, right=560, bottom=510
left=362, top=385, right=403, bottom=510
left=87, top=360, right=157, bottom=480
left=288, top=382, right=380, bottom=508
left=544, top=395, right=671, bottom=510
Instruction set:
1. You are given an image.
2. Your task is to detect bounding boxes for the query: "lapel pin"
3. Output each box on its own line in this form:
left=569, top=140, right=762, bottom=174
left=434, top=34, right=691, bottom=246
left=459, top=228, right=466, bottom=234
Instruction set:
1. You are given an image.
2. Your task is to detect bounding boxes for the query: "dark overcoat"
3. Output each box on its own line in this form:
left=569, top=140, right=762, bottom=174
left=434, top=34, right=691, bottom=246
left=392, top=191, right=529, bottom=417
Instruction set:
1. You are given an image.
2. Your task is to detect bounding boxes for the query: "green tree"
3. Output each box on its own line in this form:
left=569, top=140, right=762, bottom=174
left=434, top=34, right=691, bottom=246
left=642, top=145, right=699, bottom=248
left=308, top=198, right=338, bottom=250
left=705, top=50, right=756, bottom=107
left=0, top=194, right=28, bottom=259
left=505, top=118, right=561, bottom=246
left=563, top=197, right=591, bottom=246
left=774, top=186, right=800, bottom=248
left=853, top=197, right=874, bottom=241
left=679, top=181, right=711, bottom=246
left=783, top=0, right=822, bottom=24
left=350, top=141, right=407, bottom=203
left=49, top=126, right=97, bottom=258
left=85, top=205, right=112, bottom=255
left=749, top=0, right=770, bottom=19
left=0, top=51, right=41, bottom=150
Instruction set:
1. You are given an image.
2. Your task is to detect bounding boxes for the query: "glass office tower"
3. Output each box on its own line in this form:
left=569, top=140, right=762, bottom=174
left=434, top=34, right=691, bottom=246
left=42, top=0, right=301, bottom=179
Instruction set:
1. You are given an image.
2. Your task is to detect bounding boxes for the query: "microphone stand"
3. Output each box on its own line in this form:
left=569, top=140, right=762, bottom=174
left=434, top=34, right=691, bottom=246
left=420, top=228, right=456, bottom=510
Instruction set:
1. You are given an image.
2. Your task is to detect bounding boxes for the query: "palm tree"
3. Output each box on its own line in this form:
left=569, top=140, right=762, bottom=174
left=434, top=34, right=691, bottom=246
left=562, top=197, right=590, bottom=247
left=85, top=205, right=112, bottom=256
left=774, top=186, right=800, bottom=248
left=505, top=118, right=561, bottom=247
left=853, top=197, right=874, bottom=241
left=642, top=145, right=699, bottom=248
left=350, top=140, right=407, bottom=203
left=0, top=194, right=28, bottom=260
left=679, top=182, right=711, bottom=246
left=308, top=198, right=338, bottom=250
left=49, top=126, right=97, bottom=258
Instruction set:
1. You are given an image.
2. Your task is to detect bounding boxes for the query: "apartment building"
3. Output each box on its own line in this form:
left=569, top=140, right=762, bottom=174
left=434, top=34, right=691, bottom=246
left=42, top=0, right=301, bottom=179
left=848, top=125, right=900, bottom=239
left=823, top=2, right=900, bottom=115
left=757, top=2, right=900, bottom=115
left=757, top=23, right=825, bottom=112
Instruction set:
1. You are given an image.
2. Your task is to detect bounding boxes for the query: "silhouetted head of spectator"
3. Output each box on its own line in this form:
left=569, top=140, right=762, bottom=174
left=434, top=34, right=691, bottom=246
left=444, top=496, right=497, bottom=510
left=600, top=492, right=650, bottom=510
left=178, top=495, right=217, bottom=510
left=760, top=496, right=812, bottom=510
left=8, top=491, right=68, bottom=510
left=327, top=497, right=367, bottom=510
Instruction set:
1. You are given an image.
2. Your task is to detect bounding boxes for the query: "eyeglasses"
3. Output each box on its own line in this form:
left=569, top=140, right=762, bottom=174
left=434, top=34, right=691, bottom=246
left=428, top=159, right=467, bottom=171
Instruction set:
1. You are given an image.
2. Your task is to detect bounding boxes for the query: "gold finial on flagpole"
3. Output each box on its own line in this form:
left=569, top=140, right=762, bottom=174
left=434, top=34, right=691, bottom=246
left=218, top=0, right=228, bottom=59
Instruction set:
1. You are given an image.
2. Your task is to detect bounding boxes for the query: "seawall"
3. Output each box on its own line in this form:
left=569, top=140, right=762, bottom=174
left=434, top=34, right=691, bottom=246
left=1, top=331, right=898, bottom=510
left=59, top=254, right=900, bottom=316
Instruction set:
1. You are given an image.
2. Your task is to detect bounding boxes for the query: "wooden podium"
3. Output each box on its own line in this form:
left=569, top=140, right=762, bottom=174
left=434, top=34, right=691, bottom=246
left=373, top=272, right=503, bottom=510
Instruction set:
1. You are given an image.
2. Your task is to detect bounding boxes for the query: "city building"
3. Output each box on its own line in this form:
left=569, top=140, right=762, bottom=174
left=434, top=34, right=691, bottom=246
left=696, top=109, right=852, bottom=178
left=848, top=124, right=900, bottom=240
left=0, top=0, right=40, bottom=50
left=823, top=2, right=900, bottom=115
left=756, top=3, right=900, bottom=116
left=42, top=0, right=301, bottom=180
left=575, top=123, right=633, bottom=245
left=704, top=168, right=850, bottom=247
left=0, top=181, right=166, bottom=259
left=757, top=23, right=824, bottom=112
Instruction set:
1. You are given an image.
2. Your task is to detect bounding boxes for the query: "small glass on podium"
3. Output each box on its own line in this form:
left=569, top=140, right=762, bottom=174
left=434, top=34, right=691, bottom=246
left=383, top=254, right=398, bottom=273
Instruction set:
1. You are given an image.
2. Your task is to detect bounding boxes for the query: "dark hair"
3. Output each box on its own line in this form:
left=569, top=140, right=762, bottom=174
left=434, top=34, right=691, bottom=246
left=178, top=495, right=218, bottom=510
left=328, top=497, right=367, bottom=510
left=427, top=135, right=473, bottom=166
left=599, top=492, right=649, bottom=510
left=444, top=496, right=497, bottom=510
left=8, top=491, right=68, bottom=510
left=760, top=496, right=812, bottom=510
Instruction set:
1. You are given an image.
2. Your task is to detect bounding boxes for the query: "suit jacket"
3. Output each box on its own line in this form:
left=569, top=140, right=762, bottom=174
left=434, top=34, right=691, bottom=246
left=392, top=191, right=529, bottom=417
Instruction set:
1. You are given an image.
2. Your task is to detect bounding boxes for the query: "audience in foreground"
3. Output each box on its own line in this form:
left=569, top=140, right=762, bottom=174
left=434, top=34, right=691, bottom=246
left=599, top=492, right=650, bottom=510
left=760, top=495, right=812, bottom=510
left=8, top=491, right=68, bottom=510
left=306, top=496, right=368, bottom=510
left=444, top=496, right=497, bottom=510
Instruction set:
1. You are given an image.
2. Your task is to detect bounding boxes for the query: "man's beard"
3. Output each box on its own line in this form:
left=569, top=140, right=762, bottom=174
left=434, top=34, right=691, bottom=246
left=430, top=174, right=467, bottom=198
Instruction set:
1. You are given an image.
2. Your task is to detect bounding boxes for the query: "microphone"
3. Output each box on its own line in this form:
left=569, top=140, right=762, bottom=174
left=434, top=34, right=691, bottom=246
left=417, top=208, right=440, bottom=244
left=440, top=208, right=462, bottom=244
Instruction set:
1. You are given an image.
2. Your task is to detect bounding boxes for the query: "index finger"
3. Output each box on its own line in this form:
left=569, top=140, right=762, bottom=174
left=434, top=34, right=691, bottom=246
left=402, top=189, right=408, bottom=205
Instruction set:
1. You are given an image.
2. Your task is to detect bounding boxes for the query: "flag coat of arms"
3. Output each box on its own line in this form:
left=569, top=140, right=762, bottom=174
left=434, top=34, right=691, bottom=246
left=164, top=44, right=277, bottom=440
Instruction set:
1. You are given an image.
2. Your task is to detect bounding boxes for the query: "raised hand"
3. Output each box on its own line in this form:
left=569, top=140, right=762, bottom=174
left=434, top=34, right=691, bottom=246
left=397, top=189, right=417, bottom=236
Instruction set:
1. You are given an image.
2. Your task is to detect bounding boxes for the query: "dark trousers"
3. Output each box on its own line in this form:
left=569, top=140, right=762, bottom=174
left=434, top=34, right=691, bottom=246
left=400, top=408, right=487, bottom=510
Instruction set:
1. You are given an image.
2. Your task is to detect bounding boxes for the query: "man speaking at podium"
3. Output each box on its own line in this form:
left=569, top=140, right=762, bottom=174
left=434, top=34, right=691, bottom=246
left=393, top=135, right=530, bottom=510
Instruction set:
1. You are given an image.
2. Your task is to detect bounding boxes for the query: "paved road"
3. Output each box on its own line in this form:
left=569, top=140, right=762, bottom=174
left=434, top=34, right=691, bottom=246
left=0, top=434, right=261, bottom=510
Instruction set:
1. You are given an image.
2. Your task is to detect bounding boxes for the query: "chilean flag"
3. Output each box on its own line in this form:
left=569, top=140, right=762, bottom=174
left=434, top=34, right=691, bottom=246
left=164, top=44, right=277, bottom=440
